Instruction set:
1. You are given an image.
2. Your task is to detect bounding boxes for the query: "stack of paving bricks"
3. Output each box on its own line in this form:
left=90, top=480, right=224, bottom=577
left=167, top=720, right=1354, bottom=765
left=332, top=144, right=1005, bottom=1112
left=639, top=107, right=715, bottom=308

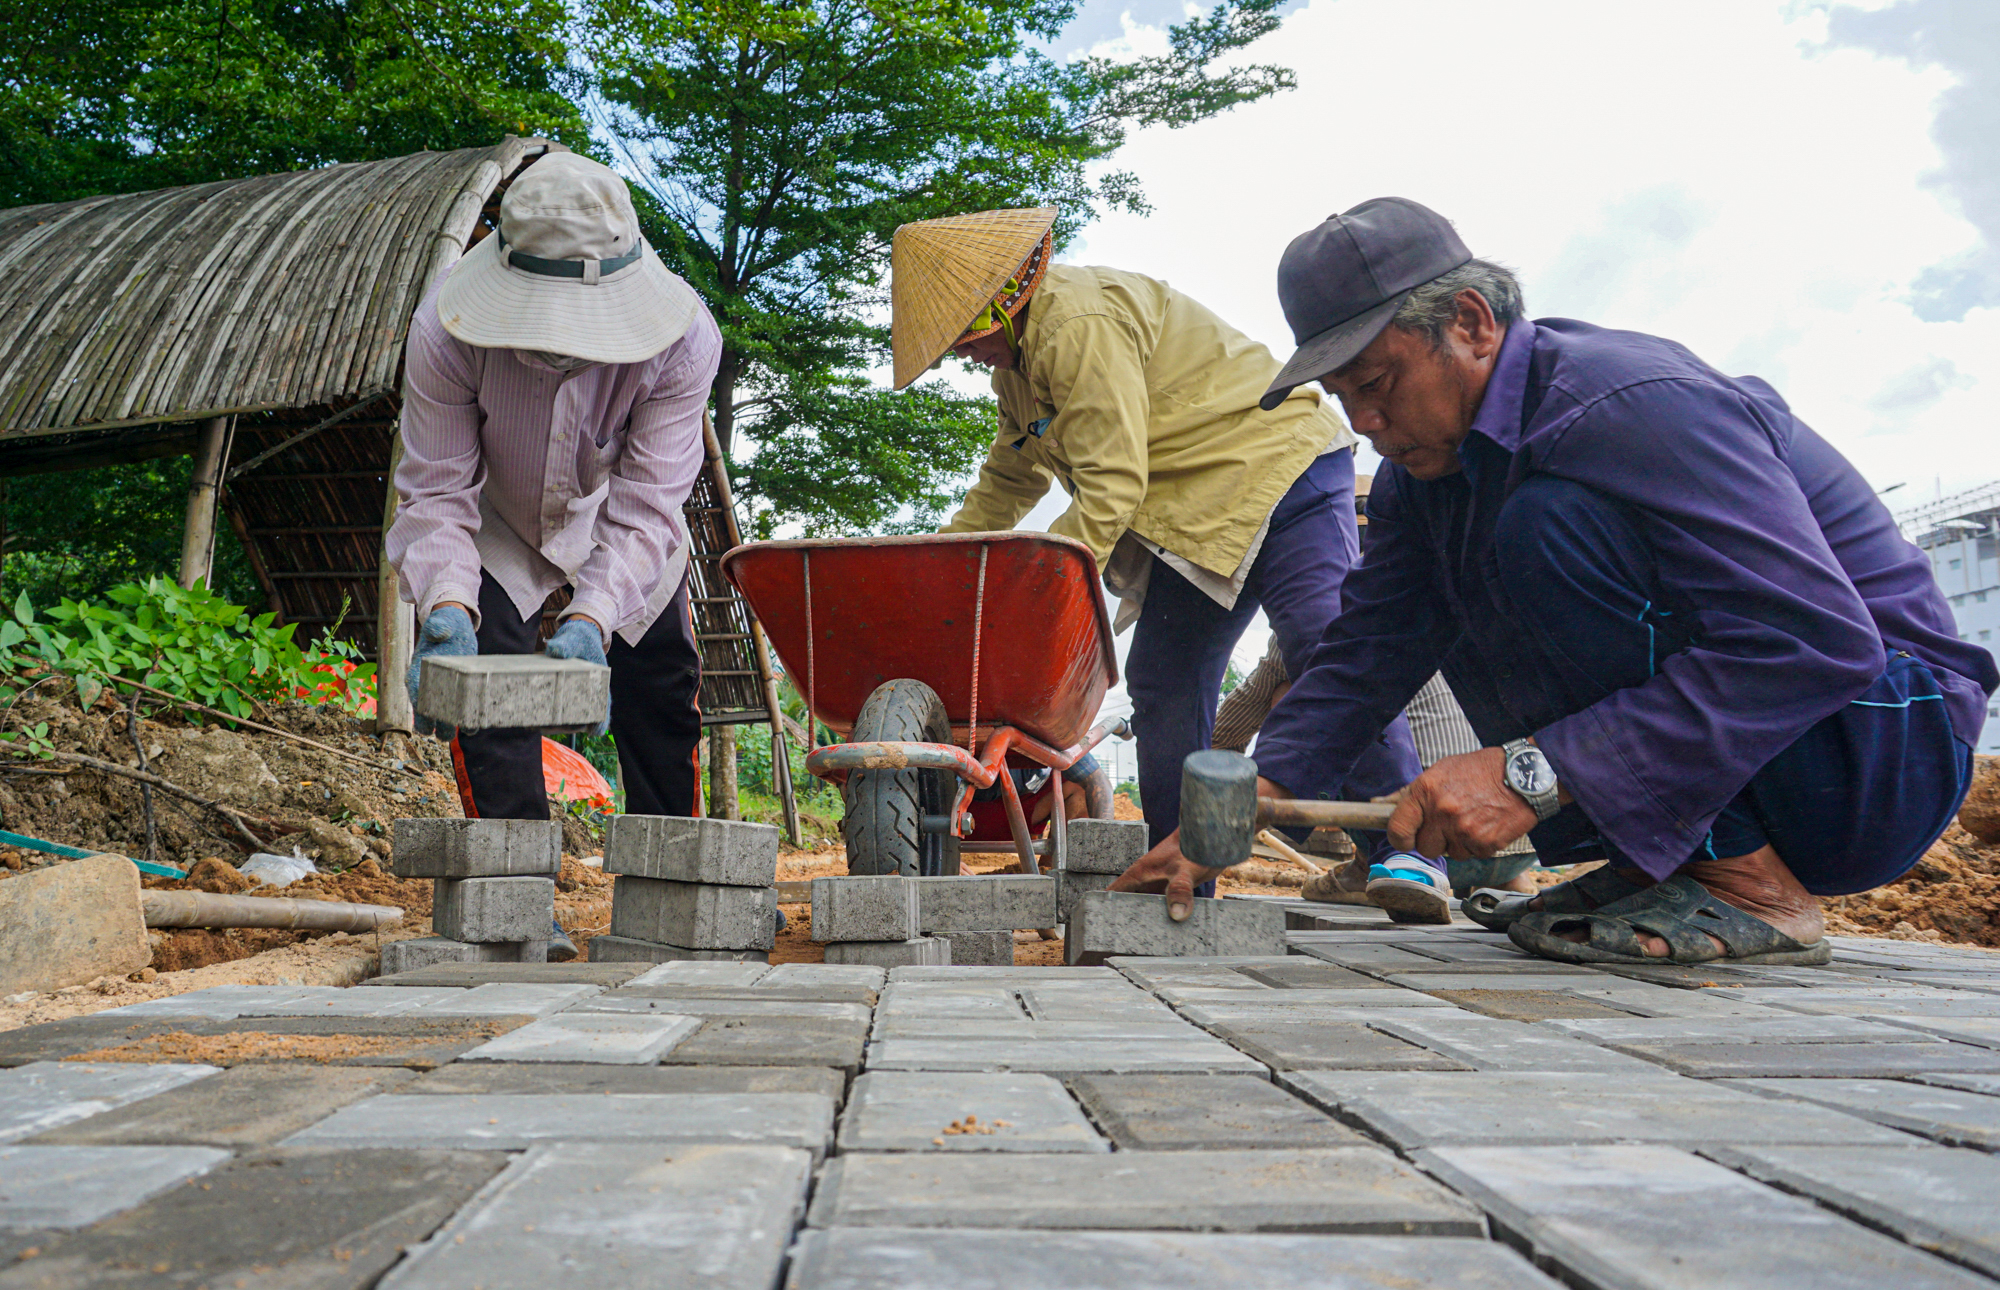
left=1057, top=819, right=1149, bottom=924
left=1059, top=819, right=1288, bottom=964
left=594, top=816, right=781, bottom=964
left=913, top=871, right=1060, bottom=965
left=812, top=875, right=949, bottom=966
left=387, top=819, right=562, bottom=972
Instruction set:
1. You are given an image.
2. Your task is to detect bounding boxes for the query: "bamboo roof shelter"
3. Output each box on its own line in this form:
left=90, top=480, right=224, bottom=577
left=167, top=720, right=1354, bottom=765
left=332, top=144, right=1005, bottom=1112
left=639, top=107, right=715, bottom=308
left=0, top=139, right=795, bottom=831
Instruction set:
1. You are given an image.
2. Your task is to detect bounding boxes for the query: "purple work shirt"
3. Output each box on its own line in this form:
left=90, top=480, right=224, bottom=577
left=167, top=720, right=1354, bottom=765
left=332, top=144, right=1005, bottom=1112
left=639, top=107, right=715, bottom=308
left=1254, top=317, right=1997, bottom=878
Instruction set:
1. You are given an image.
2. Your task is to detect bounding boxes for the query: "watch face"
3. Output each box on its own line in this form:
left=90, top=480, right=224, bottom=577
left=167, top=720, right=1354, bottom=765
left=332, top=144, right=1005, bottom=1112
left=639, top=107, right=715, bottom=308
left=1508, top=749, right=1556, bottom=797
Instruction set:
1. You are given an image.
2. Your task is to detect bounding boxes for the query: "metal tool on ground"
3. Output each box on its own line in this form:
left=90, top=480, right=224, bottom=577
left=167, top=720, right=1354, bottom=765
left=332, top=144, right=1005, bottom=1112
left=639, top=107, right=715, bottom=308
left=1180, top=750, right=1396, bottom=870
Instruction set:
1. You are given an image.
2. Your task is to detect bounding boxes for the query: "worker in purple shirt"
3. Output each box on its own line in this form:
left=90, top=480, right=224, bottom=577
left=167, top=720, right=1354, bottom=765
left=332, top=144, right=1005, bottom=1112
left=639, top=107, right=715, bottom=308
left=1116, top=197, right=1996, bottom=965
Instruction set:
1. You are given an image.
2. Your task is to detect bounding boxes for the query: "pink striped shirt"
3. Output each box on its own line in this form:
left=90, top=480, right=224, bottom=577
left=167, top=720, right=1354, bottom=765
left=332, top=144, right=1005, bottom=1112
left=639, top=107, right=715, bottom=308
left=387, top=274, right=722, bottom=645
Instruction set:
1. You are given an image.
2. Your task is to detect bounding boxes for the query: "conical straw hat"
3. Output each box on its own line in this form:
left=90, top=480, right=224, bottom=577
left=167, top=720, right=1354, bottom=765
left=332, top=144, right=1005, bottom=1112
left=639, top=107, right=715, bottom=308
left=892, top=207, right=1058, bottom=389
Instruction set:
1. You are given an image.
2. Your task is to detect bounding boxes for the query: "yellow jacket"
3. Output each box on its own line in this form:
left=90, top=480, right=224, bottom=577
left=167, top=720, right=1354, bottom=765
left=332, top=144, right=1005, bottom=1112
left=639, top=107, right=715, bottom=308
left=941, top=265, right=1351, bottom=575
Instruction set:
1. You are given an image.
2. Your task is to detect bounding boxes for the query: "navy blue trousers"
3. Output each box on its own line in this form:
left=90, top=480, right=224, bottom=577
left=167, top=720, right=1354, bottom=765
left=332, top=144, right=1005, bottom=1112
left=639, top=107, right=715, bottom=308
left=1481, top=477, right=1971, bottom=896
left=1128, top=450, right=1421, bottom=887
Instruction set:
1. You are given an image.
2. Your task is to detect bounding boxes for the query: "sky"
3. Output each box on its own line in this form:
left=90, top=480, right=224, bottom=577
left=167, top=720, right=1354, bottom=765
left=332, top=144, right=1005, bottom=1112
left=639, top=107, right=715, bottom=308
left=923, top=0, right=2000, bottom=769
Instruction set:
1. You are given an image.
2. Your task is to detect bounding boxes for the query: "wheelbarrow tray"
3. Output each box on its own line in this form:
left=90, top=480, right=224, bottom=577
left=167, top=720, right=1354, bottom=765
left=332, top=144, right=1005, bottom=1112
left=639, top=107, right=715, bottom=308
left=722, top=532, right=1117, bottom=750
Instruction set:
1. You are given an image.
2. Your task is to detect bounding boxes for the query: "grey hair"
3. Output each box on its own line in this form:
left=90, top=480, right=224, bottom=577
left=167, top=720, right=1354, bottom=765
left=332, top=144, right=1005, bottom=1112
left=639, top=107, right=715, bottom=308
left=1390, top=259, right=1524, bottom=349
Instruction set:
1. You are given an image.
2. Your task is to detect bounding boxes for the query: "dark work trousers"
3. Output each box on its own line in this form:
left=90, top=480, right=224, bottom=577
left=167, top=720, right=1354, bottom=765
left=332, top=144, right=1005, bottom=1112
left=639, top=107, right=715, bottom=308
left=1478, top=475, right=1971, bottom=896
left=1127, top=449, right=1421, bottom=894
left=451, top=570, right=704, bottom=820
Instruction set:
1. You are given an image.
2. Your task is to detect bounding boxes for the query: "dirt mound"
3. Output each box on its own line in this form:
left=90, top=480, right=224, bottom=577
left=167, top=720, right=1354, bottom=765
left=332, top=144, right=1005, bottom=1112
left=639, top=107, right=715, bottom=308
left=1824, top=823, right=2000, bottom=947
left=1956, top=756, right=2000, bottom=845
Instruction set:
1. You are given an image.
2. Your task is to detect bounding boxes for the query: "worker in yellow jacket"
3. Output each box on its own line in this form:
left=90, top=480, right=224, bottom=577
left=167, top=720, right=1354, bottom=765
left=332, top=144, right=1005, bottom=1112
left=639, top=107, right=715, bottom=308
left=891, top=207, right=1418, bottom=889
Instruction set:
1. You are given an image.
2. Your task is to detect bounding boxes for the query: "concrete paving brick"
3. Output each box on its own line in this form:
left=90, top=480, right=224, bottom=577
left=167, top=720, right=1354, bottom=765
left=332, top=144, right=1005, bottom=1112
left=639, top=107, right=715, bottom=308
left=939, top=931, right=1014, bottom=965
left=432, top=877, right=554, bottom=943
left=812, top=875, right=921, bottom=942
left=865, top=1038, right=1267, bottom=1074
left=604, top=813, right=780, bottom=885
left=1537, top=1015, right=1941, bottom=1044
left=95, top=985, right=322, bottom=1019
left=0, top=1063, right=219, bottom=1143
left=25, top=1066, right=417, bottom=1147
left=760, top=963, right=886, bottom=989
left=378, top=936, right=548, bottom=975
left=391, top=817, right=561, bottom=879
left=415, top=652, right=610, bottom=731
left=45, top=1017, right=518, bottom=1070
left=1604, top=1039, right=2000, bottom=1079
left=1705, top=1143, right=2000, bottom=1280
left=283, top=1092, right=836, bottom=1158
left=1291, top=943, right=1446, bottom=969
left=407, top=1063, right=845, bottom=1099
left=874, top=985, right=1024, bottom=1021
left=398, top=982, right=601, bottom=1017
left=784, top=1228, right=1564, bottom=1289
left=916, top=875, right=1056, bottom=933
left=1056, top=869, right=1117, bottom=923
left=1368, top=1014, right=1664, bottom=1073
left=807, top=1147, right=1481, bottom=1233
left=1418, top=1143, right=1992, bottom=1290
left=1017, top=986, right=1176, bottom=1022
left=1067, top=1073, right=1364, bottom=1150
left=886, top=965, right=1125, bottom=983
left=838, top=1071, right=1106, bottom=1152
left=1870, top=1016, right=2000, bottom=1049
left=584, top=995, right=871, bottom=1023
left=1728, top=1078, right=2000, bottom=1149
left=1590, top=961, right=1816, bottom=990
left=1062, top=819, right=1149, bottom=874
left=1203, top=1020, right=1469, bottom=1071
left=871, top=1017, right=1204, bottom=1042
left=0, top=1145, right=230, bottom=1230
left=1416, top=989, right=1643, bottom=1023
left=610, top=876, right=777, bottom=950
left=617, top=982, right=879, bottom=1005
left=1162, top=985, right=1452, bottom=1009
left=365, top=962, right=644, bottom=988
left=1236, top=961, right=1395, bottom=990
left=1747, top=989, right=2000, bottom=1017
left=1111, top=964, right=1269, bottom=994
left=1068, top=891, right=1284, bottom=964
left=667, top=1018, right=867, bottom=1075
left=824, top=938, right=951, bottom=967
left=380, top=1143, right=809, bottom=1290
left=458, top=1011, right=700, bottom=1064
left=232, top=986, right=469, bottom=1017
left=1385, top=971, right=1651, bottom=991
left=1282, top=1070, right=1918, bottom=1150
left=587, top=935, right=770, bottom=965
left=0, top=1147, right=507, bottom=1289
left=628, top=960, right=773, bottom=986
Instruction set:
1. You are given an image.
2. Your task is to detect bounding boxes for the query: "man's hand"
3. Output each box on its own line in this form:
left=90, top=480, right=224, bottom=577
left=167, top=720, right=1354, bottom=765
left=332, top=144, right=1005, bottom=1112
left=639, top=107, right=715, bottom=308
left=1108, top=829, right=1225, bottom=922
left=546, top=616, right=611, bottom=736
left=408, top=603, right=478, bottom=737
left=1387, top=747, right=1537, bottom=860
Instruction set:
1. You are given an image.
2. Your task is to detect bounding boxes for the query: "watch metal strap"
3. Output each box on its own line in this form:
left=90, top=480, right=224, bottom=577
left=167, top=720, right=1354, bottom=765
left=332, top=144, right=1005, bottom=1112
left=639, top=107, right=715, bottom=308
left=1502, top=738, right=1561, bottom=822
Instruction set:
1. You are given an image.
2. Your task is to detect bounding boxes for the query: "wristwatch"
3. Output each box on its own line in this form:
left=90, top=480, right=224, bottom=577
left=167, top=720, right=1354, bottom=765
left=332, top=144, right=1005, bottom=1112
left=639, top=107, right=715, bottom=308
left=1500, top=739, right=1561, bottom=821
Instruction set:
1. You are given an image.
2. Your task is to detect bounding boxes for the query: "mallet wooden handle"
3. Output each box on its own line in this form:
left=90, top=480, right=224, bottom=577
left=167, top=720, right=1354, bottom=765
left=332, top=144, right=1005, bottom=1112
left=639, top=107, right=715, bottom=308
left=1255, top=799, right=1397, bottom=832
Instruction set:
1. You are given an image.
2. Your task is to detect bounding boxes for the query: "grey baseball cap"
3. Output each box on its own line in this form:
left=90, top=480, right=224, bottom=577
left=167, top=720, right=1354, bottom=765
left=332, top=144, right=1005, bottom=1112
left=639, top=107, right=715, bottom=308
left=1260, top=197, right=1472, bottom=411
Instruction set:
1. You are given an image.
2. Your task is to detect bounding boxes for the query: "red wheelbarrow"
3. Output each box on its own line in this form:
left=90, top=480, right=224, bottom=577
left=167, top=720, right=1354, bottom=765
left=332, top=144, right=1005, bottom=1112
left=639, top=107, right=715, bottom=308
left=722, top=532, right=1131, bottom=878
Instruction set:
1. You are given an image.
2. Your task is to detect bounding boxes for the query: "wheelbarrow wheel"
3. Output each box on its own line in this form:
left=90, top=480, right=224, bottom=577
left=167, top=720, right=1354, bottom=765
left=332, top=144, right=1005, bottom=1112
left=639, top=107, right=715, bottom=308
left=843, top=679, right=959, bottom=878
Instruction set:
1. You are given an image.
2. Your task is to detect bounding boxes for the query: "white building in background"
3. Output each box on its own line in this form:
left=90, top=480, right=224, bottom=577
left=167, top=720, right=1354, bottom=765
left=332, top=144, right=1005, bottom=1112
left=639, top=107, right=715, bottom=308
left=1897, top=482, right=2000, bottom=753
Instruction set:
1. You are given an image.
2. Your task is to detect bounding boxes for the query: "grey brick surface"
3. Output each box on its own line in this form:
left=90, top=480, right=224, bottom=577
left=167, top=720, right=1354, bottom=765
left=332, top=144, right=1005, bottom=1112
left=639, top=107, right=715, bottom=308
left=760, top=963, right=886, bottom=989
left=838, top=1071, right=1106, bottom=1152
left=1728, top=1077, right=2000, bottom=1149
left=231, top=986, right=468, bottom=1017
left=432, top=876, right=554, bottom=943
left=0, top=1063, right=219, bottom=1144
left=1705, top=1143, right=2000, bottom=1279
left=823, top=938, right=950, bottom=967
left=812, top=875, right=921, bottom=942
left=1871, top=1016, right=2000, bottom=1049
left=1367, top=1014, right=1671, bottom=1073
left=1056, top=869, right=1117, bottom=923
left=1063, top=819, right=1149, bottom=874
left=365, top=962, right=644, bottom=988
left=1417, top=1143, right=1996, bottom=1290
left=1068, top=1074, right=1365, bottom=1150
left=939, top=931, right=1014, bottom=966
left=588, top=937, right=771, bottom=964
left=25, top=1066, right=416, bottom=1148
left=401, top=982, right=602, bottom=1017
left=1605, top=1039, right=2000, bottom=1079
left=583, top=995, right=871, bottom=1023
left=666, top=1018, right=868, bottom=1076
left=406, top=1063, right=845, bottom=1099
left=1067, top=891, right=1285, bottom=964
left=806, top=1147, right=1483, bottom=1233
left=785, top=1229, right=1562, bottom=1290
left=284, top=1092, right=836, bottom=1158
left=610, top=876, right=777, bottom=950
left=1236, top=960, right=1394, bottom=990
left=1536, top=1015, right=1940, bottom=1045
left=915, top=875, right=1056, bottom=932
left=378, top=936, right=548, bottom=975
left=628, top=961, right=772, bottom=986
left=390, top=817, right=561, bottom=879
left=1281, top=1070, right=1918, bottom=1150
left=459, top=1012, right=702, bottom=1064
left=95, top=985, right=321, bottom=1018
left=1203, top=1020, right=1469, bottom=1072
left=865, top=1038, right=1266, bottom=1074
left=604, top=814, right=780, bottom=885
left=380, top=1143, right=809, bottom=1290
left=0, top=1145, right=229, bottom=1229
left=415, top=652, right=610, bottom=732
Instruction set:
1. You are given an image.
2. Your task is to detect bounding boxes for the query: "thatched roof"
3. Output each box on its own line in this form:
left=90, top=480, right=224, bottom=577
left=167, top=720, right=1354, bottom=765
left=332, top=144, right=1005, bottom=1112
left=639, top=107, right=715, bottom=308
left=0, top=137, right=558, bottom=439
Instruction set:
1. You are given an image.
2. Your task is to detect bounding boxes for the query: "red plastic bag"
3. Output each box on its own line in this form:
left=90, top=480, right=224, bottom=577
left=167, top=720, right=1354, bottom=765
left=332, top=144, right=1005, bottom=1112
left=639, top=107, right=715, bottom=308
left=543, top=738, right=614, bottom=811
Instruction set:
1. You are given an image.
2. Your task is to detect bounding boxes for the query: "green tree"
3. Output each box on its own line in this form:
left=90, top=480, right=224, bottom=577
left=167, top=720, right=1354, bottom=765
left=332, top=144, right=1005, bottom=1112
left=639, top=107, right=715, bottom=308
left=589, top=0, right=1295, bottom=534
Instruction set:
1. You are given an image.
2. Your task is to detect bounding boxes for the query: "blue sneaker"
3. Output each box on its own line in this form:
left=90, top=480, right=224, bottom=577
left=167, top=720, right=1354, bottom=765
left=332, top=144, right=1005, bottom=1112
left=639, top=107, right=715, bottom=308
left=1365, top=853, right=1452, bottom=925
left=548, top=916, right=579, bottom=962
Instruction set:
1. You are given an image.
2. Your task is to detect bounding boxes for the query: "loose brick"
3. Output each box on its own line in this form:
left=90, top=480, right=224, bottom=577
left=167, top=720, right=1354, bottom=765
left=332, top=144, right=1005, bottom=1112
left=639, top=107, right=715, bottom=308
left=823, top=938, right=951, bottom=967
left=391, top=818, right=561, bottom=879
left=811, top=875, right=920, bottom=942
left=1066, top=891, right=1285, bottom=965
left=431, top=877, right=554, bottom=944
left=1064, top=819, right=1149, bottom=875
left=415, top=653, right=611, bottom=732
left=604, top=815, right=780, bottom=886
left=609, top=878, right=776, bottom=950
left=915, top=875, right=1056, bottom=933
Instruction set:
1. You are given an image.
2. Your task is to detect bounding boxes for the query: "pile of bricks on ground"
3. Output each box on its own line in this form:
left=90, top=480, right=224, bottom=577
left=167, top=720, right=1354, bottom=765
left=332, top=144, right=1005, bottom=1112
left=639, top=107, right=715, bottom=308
left=596, top=815, right=781, bottom=963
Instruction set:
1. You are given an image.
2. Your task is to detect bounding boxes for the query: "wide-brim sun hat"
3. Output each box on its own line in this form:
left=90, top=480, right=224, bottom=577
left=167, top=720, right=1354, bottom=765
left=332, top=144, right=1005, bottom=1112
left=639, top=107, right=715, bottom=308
left=891, top=207, right=1057, bottom=390
left=437, top=150, right=704, bottom=365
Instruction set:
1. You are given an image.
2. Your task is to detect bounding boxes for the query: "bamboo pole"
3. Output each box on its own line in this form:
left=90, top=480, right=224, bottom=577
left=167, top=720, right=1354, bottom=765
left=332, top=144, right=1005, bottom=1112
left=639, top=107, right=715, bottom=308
left=177, top=417, right=232, bottom=590
left=376, top=426, right=414, bottom=734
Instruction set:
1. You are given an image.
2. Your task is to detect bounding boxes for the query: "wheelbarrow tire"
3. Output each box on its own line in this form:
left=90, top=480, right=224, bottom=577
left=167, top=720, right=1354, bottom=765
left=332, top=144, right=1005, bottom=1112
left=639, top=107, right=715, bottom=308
left=843, top=679, right=957, bottom=878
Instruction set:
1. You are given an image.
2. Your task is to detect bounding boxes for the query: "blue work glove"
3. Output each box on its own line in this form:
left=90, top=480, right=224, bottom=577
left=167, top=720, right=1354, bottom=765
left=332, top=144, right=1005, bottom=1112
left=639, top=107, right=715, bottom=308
left=407, top=604, right=477, bottom=737
left=546, top=617, right=612, bottom=736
